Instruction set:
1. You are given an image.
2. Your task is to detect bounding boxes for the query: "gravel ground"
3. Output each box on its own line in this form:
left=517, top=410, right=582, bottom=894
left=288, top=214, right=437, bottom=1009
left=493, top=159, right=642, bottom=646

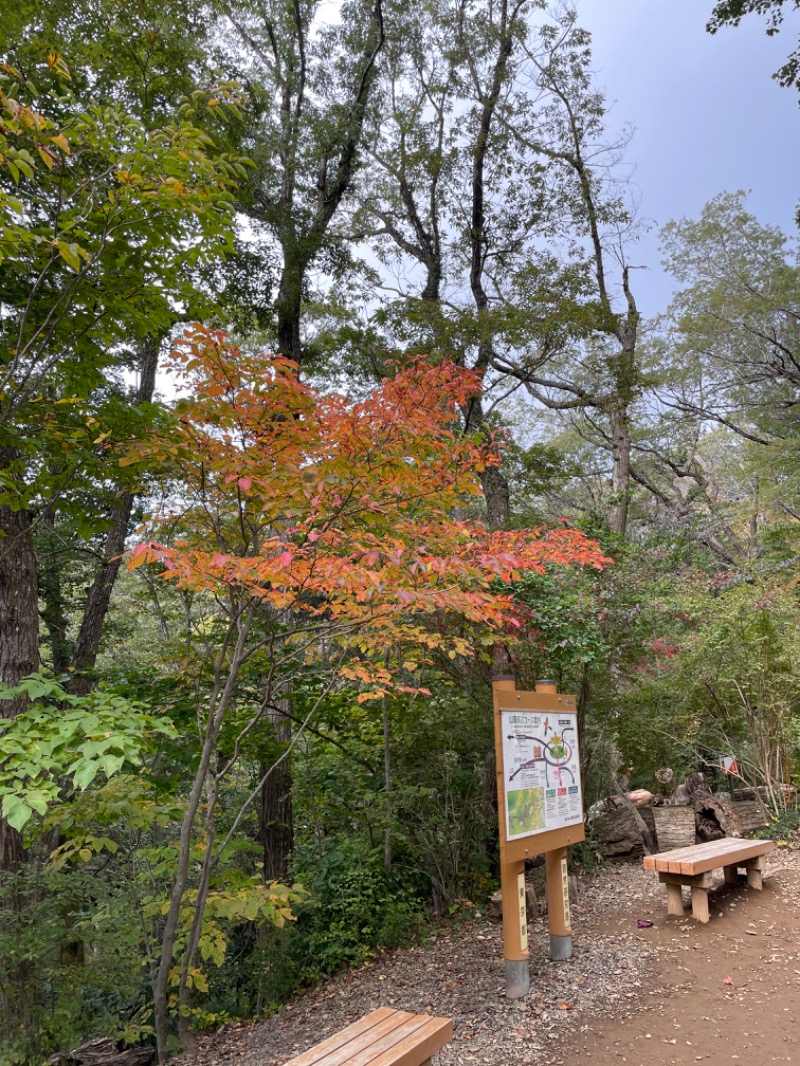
left=178, top=844, right=800, bottom=1066
left=178, top=862, right=666, bottom=1066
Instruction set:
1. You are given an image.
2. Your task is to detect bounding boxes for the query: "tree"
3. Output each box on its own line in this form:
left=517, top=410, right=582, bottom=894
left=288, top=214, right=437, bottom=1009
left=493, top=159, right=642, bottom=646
left=0, top=64, right=243, bottom=869
left=220, top=0, right=385, bottom=364
left=124, top=323, right=608, bottom=1056
left=354, top=5, right=643, bottom=535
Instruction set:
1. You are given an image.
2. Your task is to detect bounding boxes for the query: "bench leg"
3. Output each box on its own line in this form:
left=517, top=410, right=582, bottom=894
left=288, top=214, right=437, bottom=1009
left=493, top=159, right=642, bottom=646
left=666, top=883, right=684, bottom=916
left=691, top=886, right=710, bottom=923
left=746, top=855, right=765, bottom=891
left=724, top=864, right=740, bottom=885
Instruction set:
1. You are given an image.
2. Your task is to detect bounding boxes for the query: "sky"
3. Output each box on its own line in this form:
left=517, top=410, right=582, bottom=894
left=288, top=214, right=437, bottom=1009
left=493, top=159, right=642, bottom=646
left=577, top=0, right=800, bottom=316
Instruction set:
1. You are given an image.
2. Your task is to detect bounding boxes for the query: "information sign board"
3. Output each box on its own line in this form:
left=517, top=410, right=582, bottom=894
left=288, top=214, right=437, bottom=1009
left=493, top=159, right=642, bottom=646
left=501, top=709, right=583, bottom=840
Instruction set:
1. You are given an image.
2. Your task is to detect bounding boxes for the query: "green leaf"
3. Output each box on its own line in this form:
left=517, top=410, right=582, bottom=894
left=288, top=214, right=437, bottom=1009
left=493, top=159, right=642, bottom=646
left=72, top=760, right=100, bottom=790
left=3, top=795, right=33, bottom=831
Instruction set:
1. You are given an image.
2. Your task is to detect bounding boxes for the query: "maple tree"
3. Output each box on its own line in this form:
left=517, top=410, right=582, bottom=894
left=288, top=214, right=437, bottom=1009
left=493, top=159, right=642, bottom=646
left=128, top=325, right=610, bottom=690
left=124, top=324, right=609, bottom=1056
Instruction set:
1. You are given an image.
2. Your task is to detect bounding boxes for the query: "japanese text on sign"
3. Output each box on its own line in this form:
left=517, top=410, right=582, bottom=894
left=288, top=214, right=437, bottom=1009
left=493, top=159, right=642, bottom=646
left=501, top=710, right=583, bottom=841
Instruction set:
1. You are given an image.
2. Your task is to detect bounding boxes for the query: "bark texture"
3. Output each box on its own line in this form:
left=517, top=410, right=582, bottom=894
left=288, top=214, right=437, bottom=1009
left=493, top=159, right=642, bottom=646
left=260, top=699, right=294, bottom=883
left=0, top=445, right=39, bottom=873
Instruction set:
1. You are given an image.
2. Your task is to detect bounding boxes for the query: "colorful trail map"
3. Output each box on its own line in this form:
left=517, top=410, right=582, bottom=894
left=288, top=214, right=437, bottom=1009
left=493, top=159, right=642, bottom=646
left=501, top=710, right=583, bottom=841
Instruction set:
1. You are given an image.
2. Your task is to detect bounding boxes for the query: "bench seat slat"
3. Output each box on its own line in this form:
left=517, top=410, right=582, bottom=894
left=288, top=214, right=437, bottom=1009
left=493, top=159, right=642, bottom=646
left=367, top=1018, right=453, bottom=1066
left=644, top=838, right=772, bottom=876
left=677, top=840, right=773, bottom=876
left=284, top=1009, right=413, bottom=1066
left=283, top=1009, right=452, bottom=1066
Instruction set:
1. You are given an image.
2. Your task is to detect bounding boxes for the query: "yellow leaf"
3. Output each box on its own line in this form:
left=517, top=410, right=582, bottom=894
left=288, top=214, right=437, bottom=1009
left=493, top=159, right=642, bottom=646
left=50, top=132, right=70, bottom=154
left=36, top=144, right=55, bottom=170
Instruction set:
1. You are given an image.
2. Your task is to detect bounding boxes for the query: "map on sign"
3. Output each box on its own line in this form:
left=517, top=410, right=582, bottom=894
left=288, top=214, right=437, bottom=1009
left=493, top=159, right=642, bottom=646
left=501, top=710, right=583, bottom=841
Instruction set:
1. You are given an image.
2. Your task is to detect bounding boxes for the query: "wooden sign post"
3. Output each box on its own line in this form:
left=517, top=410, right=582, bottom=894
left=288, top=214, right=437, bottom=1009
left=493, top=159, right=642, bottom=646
left=492, top=676, right=585, bottom=998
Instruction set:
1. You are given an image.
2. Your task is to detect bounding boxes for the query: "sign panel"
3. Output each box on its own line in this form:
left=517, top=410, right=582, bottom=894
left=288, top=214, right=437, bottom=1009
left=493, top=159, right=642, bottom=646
left=720, top=754, right=738, bottom=776
left=501, top=709, right=582, bottom=841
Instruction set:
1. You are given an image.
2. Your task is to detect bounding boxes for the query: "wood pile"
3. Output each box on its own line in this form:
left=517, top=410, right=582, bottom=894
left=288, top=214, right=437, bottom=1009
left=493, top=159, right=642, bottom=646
left=49, top=1038, right=153, bottom=1066
left=588, top=770, right=775, bottom=861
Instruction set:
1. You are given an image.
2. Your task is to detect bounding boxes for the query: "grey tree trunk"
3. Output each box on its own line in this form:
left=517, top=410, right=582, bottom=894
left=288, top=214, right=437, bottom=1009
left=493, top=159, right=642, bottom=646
left=608, top=403, right=632, bottom=537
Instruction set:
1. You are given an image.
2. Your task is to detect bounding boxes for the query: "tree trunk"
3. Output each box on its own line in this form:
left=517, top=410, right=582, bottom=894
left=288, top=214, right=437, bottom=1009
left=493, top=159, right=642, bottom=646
left=275, top=260, right=304, bottom=365
left=38, top=507, right=72, bottom=675
left=382, top=690, right=392, bottom=875
left=69, top=336, right=160, bottom=695
left=607, top=403, right=632, bottom=536
left=260, top=699, right=294, bottom=883
left=0, top=446, right=39, bottom=873
left=480, top=464, right=511, bottom=530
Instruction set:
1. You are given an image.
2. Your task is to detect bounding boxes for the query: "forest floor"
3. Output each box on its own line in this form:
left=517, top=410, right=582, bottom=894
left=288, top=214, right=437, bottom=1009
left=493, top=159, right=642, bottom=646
left=182, top=843, right=800, bottom=1066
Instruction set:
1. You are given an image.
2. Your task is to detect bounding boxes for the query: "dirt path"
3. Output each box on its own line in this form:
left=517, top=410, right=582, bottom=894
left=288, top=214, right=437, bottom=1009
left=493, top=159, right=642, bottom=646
left=182, top=848, right=800, bottom=1066
left=558, top=854, right=800, bottom=1066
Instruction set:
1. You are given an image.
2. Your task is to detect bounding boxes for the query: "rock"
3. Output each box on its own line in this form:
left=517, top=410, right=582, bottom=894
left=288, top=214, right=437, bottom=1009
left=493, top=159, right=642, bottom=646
left=626, top=788, right=654, bottom=807
left=489, top=889, right=503, bottom=920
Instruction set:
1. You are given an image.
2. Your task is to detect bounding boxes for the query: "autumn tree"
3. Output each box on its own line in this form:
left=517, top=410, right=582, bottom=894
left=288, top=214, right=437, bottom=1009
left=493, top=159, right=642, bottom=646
left=124, top=324, right=608, bottom=1056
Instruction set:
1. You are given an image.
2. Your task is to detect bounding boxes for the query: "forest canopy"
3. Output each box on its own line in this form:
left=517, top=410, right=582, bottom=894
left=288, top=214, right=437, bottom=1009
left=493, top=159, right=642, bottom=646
left=1, top=1, right=799, bottom=1062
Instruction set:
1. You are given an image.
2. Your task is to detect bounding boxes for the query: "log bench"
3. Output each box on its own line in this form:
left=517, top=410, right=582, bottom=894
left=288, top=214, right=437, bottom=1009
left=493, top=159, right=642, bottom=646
left=282, top=1008, right=453, bottom=1066
left=643, top=837, right=774, bottom=923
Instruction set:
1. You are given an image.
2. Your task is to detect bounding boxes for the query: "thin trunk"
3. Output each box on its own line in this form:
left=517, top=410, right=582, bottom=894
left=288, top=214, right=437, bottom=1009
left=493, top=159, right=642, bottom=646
left=0, top=446, right=39, bottom=874
left=152, top=608, right=254, bottom=1061
left=38, top=508, right=72, bottom=674
left=69, top=336, right=160, bottom=694
left=607, top=267, right=639, bottom=537
left=260, top=697, right=294, bottom=883
left=382, top=691, right=392, bottom=875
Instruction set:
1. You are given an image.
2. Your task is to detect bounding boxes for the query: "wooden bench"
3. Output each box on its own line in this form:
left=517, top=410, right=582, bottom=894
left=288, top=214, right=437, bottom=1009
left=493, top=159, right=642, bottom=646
left=643, top=837, right=774, bottom=923
left=283, top=1008, right=453, bottom=1066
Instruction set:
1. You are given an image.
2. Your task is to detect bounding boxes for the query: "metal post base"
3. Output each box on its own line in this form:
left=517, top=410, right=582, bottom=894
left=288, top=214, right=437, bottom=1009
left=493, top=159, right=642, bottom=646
left=504, top=958, right=530, bottom=998
left=549, top=934, right=573, bottom=961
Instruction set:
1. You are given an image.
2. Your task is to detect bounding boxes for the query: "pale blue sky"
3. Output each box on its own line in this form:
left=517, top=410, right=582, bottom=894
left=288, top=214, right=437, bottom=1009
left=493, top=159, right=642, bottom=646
left=579, top=0, right=800, bottom=314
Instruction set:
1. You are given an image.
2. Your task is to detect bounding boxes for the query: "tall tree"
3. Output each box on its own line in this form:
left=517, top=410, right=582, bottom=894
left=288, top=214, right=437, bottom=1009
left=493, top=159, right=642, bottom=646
left=0, top=65, right=241, bottom=868
left=222, top=0, right=385, bottom=364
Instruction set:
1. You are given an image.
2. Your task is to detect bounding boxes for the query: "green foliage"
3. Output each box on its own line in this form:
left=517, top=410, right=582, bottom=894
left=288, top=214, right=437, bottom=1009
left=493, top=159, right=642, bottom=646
left=0, top=675, right=175, bottom=831
left=0, top=862, right=154, bottom=1063
left=754, top=803, right=800, bottom=844
left=291, top=844, right=422, bottom=979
